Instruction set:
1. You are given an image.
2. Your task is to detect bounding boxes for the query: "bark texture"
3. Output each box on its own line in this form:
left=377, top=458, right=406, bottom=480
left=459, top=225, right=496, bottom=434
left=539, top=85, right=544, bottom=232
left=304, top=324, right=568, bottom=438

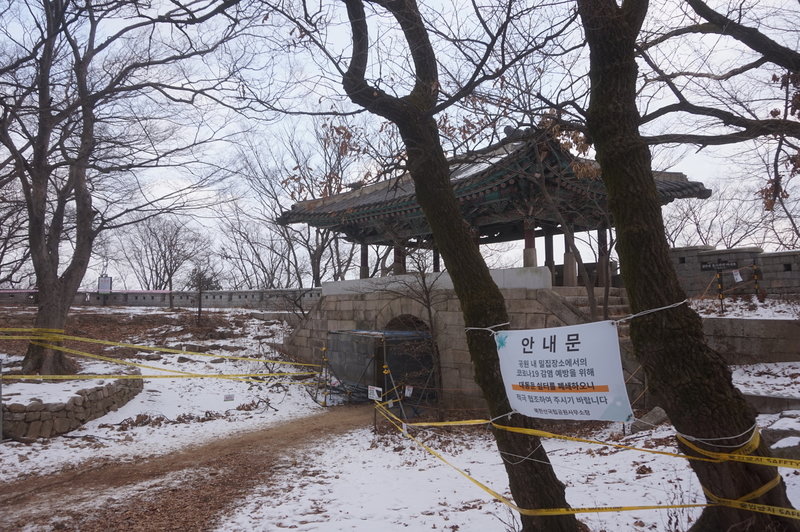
left=577, top=1, right=799, bottom=530
left=341, top=0, right=579, bottom=529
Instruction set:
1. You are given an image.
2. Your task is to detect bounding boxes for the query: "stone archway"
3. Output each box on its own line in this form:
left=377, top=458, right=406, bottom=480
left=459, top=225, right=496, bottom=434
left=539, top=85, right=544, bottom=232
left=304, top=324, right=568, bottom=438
left=383, top=314, right=439, bottom=408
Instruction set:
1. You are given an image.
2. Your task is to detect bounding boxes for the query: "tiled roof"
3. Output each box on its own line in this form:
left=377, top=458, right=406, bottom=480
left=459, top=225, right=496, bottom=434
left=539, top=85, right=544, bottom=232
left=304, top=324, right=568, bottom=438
left=278, top=138, right=712, bottom=245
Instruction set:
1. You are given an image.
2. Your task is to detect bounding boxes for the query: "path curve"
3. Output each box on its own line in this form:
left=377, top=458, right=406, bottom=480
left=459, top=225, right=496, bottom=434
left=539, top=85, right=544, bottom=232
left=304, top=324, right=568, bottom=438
left=1, top=404, right=373, bottom=531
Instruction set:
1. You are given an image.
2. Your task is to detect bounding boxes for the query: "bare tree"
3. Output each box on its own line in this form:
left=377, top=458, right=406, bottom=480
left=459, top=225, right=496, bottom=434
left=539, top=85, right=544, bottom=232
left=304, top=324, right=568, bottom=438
left=185, top=257, right=223, bottom=325
left=0, top=184, right=32, bottom=287
left=663, top=183, right=770, bottom=249
left=257, top=1, right=582, bottom=529
left=117, top=217, right=209, bottom=305
left=576, top=1, right=798, bottom=529
left=0, top=0, right=247, bottom=374
left=228, top=120, right=378, bottom=289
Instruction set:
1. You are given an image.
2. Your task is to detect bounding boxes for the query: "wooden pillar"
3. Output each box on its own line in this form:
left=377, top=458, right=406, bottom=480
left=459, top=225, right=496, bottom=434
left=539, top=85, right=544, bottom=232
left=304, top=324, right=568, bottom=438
left=393, top=245, right=406, bottom=275
left=597, top=227, right=609, bottom=288
left=360, top=244, right=369, bottom=279
left=563, top=233, right=577, bottom=287
left=544, top=226, right=556, bottom=283
left=433, top=248, right=440, bottom=272
left=523, top=217, right=537, bottom=267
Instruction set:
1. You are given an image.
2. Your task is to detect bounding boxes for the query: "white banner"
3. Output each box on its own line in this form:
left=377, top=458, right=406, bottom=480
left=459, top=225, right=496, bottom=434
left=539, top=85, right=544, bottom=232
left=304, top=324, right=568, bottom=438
left=495, top=321, right=633, bottom=422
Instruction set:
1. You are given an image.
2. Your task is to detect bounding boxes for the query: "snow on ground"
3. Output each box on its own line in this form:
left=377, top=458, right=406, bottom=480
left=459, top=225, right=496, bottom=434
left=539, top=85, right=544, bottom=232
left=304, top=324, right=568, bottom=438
left=2, top=304, right=800, bottom=531
left=690, top=296, right=800, bottom=320
left=732, top=362, right=800, bottom=397
left=216, top=418, right=800, bottom=532
left=0, top=309, right=323, bottom=482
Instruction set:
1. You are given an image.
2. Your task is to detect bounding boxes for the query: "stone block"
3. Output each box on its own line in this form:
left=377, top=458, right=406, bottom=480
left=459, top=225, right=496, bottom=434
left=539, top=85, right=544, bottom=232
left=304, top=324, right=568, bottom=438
left=27, top=401, right=45, bottom=412
left=7, top=403, right=26, bottom=413
left=508, top=314, right=526, bottom=330
left=501, top=288, right=527, bottom=301
left=25, top=420, right=43, bottom=439
left=525, top=314, right=547, bottom=330
left=40, top=419, right=54, bottom=438
left=25, top=411, right=41, bottom=422
left=47, top=402, right=66, bottom=412
left=507, top=299, right=547, bottom=314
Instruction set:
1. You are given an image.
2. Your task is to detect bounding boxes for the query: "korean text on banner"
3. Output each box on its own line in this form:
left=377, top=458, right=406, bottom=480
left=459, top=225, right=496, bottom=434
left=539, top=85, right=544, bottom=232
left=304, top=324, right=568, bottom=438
left=495, top=321, right=633, bottom=422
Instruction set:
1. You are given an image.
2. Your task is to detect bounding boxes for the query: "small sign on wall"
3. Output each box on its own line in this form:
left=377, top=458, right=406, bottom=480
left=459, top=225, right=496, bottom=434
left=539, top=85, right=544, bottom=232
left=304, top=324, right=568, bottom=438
left=97, top=275, right=113, bottom=294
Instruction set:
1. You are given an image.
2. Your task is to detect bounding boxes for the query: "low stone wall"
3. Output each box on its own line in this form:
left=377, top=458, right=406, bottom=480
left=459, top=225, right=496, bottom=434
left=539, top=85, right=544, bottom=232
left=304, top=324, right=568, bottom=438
left=670, top=246, right=800, bottom=299
left=0, top=287, right=322, bottom=311
left=703, top=318, right=800, bottom=365
left=2, top=375, right=143, bottom=439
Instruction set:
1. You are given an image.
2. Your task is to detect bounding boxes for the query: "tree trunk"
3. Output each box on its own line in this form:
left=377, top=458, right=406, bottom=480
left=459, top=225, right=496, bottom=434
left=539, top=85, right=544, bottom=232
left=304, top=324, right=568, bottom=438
left=21, top=279, right=78, bottom=375
left=577, top=1, right=799, bottom=530
left=396, top=116, right=578, bottom=531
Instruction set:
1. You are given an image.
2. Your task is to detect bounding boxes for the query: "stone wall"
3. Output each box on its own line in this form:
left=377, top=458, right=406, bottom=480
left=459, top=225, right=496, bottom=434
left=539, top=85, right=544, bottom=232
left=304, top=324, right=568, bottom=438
left=703, top=318, right=800, bottom=365
left=0, top=288, right=322, bottom=311
left=669, top=246, right=800, bottom=299
left=2, top=375, right=143, bottom=440
left=282, top=267, right=643, bottom=410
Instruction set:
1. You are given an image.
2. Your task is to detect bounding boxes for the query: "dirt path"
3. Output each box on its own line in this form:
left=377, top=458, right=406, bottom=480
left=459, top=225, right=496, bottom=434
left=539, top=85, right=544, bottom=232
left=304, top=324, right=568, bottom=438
left=1, top=404, right=373, bottom=531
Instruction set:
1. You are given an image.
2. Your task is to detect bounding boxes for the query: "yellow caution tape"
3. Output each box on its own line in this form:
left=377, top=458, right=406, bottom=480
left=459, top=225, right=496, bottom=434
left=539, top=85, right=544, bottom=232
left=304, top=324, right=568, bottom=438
left=704, top=474, right=782, bottom=503
left=492, top=422, right=720, bottom=464
left=711, top=498, right=800, bottom=520
left=383, top=406, right=800, bottom=471
left=0, top=328, right=64, bottom=334
left=1, top=372, right=320, bottom=381
left=376, top=404, right=800, bottom=520
left=1, top=329, right=321, bottom=367
left=406, top=419, right=493, bottom=427
left=30, top=341, right=198, bottom=378
left=677, top=433, right=800, bottom=470
left=27, top=341, right=317, bottom=385
left=373, top=403, right=710, bottom=517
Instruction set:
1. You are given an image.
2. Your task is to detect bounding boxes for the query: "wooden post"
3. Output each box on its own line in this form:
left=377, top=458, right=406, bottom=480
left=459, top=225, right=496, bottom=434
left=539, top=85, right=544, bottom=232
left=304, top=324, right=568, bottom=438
left=544, top=226, right=555, bottom=283
left=523, top=217, right=537, bottom=267
left=393, top=245, right=406, bottom=275
left=360, top=243, right=369, bottom=279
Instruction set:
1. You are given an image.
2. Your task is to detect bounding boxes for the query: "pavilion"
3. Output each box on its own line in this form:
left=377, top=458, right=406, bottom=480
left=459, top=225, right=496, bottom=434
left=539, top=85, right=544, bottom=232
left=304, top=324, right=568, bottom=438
left=277, top=129, right=712, bottom=286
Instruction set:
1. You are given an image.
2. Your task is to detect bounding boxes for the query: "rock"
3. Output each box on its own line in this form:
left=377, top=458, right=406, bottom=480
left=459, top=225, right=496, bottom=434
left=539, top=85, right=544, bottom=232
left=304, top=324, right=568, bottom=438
left=27, top=401, right=45, bottom=412
left=40, top=419, right=54, bottom=438
left=53, top=417, right=72, bottom=434
left=770, top=436, right=800, bottom=459
left=210, top=358, right=225, bottom=364
left=7, top=403, right=26, bottom=413
left=630, top=406, right=669, bottom=434
left=25, top=420, right=42, bottom=439
left=46, top=402, right=66, bottom=412
left=177, top=356, right=191, bottom=363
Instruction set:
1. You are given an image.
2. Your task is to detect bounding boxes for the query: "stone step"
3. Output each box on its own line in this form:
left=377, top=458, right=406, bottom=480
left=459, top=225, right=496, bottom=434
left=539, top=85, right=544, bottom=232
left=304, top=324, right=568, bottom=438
left=561, top=296, right=628, bottom=307
left=571, top=304, right=630, bottom=318
left=551, top=286, right=628, bottom=298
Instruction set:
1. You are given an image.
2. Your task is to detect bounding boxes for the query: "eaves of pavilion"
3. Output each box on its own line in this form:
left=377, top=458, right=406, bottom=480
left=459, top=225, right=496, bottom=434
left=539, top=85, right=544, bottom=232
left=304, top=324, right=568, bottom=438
left=278, top=132, right=712, bottom=280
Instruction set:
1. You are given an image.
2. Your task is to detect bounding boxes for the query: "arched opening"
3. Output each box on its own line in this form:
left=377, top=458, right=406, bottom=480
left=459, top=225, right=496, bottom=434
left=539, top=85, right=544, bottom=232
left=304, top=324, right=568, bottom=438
left=383, top=314, right=438, bottom=409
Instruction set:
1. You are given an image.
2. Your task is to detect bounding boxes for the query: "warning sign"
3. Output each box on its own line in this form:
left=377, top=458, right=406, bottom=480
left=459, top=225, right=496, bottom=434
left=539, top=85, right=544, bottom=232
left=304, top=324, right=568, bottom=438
left=495, top=321, right=633, bottom=422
